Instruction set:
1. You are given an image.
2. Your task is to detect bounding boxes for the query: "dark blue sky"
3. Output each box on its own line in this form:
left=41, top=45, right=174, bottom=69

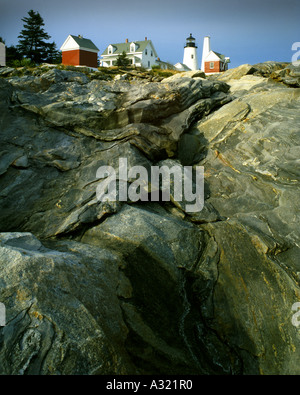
left=0, top=0, right=299, bottom=68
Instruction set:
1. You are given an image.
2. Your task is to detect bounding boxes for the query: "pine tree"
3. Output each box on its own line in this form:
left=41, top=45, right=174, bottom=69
left=17, top=10, right=59, bottom=64
left=116, top=51, right=131, bottom=67
left=44, top=42, right=62, bottom=64
left=6, top=46, right=23, bottom=66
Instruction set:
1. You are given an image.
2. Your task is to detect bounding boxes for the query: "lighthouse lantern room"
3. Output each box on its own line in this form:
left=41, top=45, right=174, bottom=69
left=183, top=33, right=199, bottom=71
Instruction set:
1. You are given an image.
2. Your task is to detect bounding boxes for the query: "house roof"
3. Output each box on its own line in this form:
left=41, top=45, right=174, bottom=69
left=102, top=40, right=157, bottom=57
left=60, top=35, right=99, bottom=52
left=174, top=62, right=191, bottom=71
left=157, top=59, right=174, bottom=67
left=204, top=50, right=226, bottom=61
left=70, top=35, right=99, bottom=51
left=212, top=51, right=226, bottom=60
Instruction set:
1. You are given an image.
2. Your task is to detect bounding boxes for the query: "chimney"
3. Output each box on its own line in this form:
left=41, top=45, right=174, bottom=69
left=125, top=38, right=128, bottom=43
left=145, top=37, right=148, bottom=41
left=78, top=35, right=83, bottom=39
left=201, top=36, right=211, bottom=72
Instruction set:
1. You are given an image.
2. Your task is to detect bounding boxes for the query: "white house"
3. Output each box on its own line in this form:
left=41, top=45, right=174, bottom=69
left=100, top=38, right=158, bottom=69
left=0, top=42, right=6, bottom=67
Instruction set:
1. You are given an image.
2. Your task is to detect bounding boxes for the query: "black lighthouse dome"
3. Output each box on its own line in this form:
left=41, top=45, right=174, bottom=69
left=185, top=33, right=197, bottom=48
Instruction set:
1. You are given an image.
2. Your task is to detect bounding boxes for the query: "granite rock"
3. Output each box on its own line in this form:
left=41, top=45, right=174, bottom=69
left=0, top=64, right=299, bottom=375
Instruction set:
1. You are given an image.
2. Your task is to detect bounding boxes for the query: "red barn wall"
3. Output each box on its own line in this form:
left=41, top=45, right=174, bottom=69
left=79, top=50, right=98, bottom=68
left=62, top=49, right=98, bottom=68
left=62, top=50, right=80, bottom=66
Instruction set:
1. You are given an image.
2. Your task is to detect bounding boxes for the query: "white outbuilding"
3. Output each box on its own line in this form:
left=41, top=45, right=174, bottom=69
left=0, top=42, right=6, bottom=67
left=174, top=62, right=191, bottom=72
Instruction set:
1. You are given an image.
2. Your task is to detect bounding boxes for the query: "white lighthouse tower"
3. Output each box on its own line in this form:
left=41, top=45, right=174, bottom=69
left=201, top=36, right=211, bottom=72
left=183, top=33, right=199, bottom=71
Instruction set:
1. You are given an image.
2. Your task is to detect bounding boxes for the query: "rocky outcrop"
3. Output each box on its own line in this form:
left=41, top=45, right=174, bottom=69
left=0, top=64, right=299, bottom=375
left=0, top=69, right=230, bottom=238
left=269, top=62, right=300, bottom=88
left=214, top=61, right=300, bottom=88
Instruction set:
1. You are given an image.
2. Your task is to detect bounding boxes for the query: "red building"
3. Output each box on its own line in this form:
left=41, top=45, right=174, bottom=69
left=204, top=53, right=229, bottom=74
left=201, top=36, right=230, bottom=74
left=60, top=35, right=99, bottom=68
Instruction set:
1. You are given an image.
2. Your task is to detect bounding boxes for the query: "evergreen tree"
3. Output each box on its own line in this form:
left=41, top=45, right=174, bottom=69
left=44, top=42, right=62, bottom=64
left=0, top=37, right=24, bottom=66
left=17, top=10, right=59, bottom=64
left=6, top=46, right=23, bottom=66
left=116, top=51, right=131, bottom=67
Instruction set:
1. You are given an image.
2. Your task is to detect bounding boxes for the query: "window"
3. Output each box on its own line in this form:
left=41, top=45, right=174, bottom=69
left=210, top=62, right=214, bottom=69
left=108, top=45, right=116, bottom=55
left=191, top=54, right=194, bottom=59
left=151, top=51, right=153, bottom=56
left=148, top=61, right=150, bottom=67
left=130, top=44, right=135, bottom=52
left=145, top=49, right=148, bottom=55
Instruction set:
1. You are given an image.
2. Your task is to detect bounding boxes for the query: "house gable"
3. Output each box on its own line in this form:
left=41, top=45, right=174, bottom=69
left=204, top=50, right=223, bottom=62
left=107, top=44, right=116, bottom=54
left=60, top=35, right=99, bottom=53
left=143, top=42, right=157, bottom=57
left=60, top=35, right=79, bottom=51
left=144, top=41, right=158, bottom=58
left=130, top=42, right=138, bottom=52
